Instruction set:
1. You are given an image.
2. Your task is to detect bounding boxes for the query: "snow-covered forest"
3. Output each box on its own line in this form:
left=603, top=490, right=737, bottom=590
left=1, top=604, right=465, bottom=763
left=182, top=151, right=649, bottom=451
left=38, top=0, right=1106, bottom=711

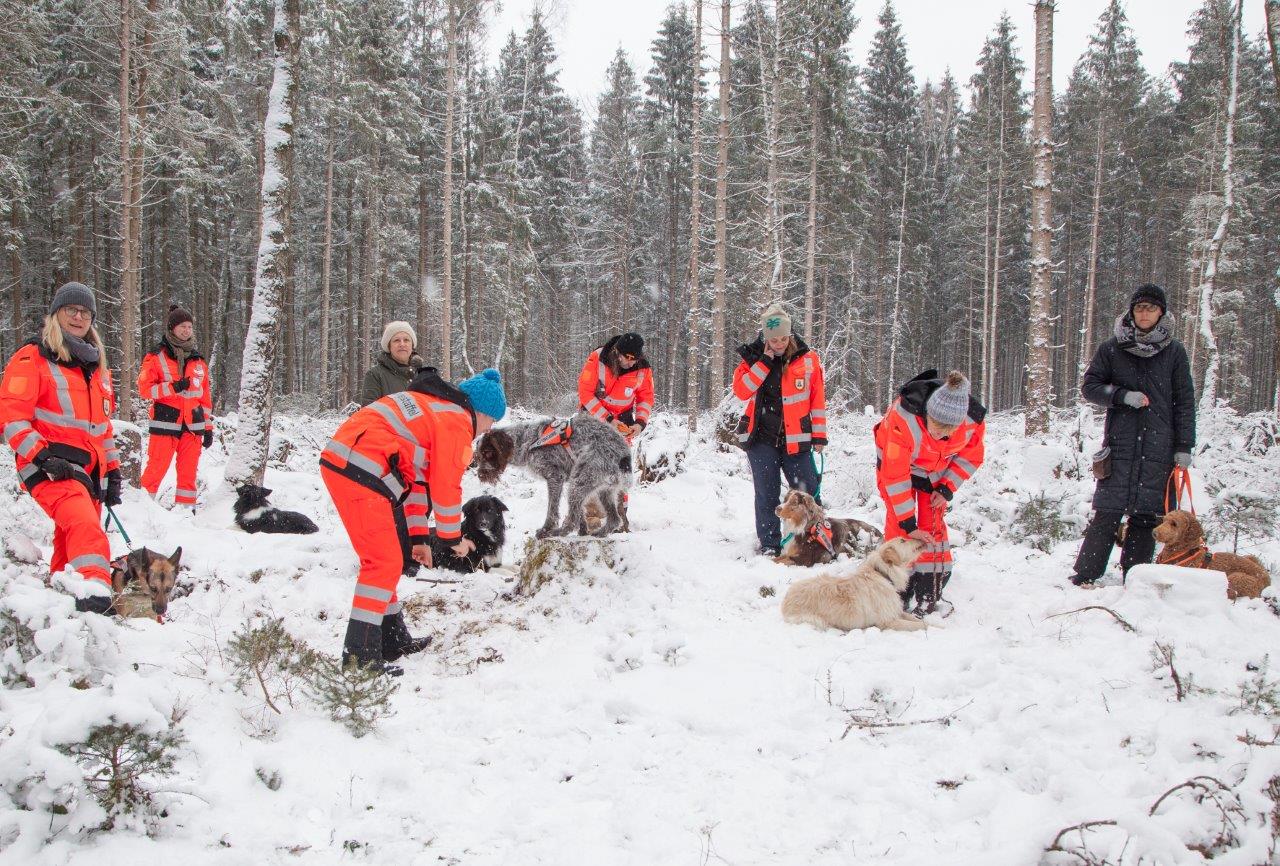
left=2, top=0, right=1278, bottom=416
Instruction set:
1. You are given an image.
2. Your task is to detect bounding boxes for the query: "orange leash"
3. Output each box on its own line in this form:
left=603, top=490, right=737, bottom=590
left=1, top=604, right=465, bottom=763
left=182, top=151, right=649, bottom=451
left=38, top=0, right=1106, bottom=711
left=1164, top=465, right=1195, bottom=514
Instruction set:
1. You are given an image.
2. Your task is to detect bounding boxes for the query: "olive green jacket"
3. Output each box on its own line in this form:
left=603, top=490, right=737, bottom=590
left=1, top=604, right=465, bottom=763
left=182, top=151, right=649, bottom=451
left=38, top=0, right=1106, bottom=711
left=359, top=352, right=423, bottom=406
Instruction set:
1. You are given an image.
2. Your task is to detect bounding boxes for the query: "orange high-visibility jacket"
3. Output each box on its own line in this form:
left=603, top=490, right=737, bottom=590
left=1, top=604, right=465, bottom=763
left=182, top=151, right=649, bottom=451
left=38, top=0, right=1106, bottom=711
left=320, top=389, right=475, bottom=540
left=732, top=340, right=827, bottom=454
left=578, top=340, right=654, bottom=427
left=874, top=371, right=986, bottom=534
left=1, top=341, right=120, bottom=499
left=137, top=343, right=212, bottom=437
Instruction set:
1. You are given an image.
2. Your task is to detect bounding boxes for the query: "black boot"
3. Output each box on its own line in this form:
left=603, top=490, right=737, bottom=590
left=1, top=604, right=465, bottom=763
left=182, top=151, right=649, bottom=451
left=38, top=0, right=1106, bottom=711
left=342, top=620, right=403, bottom=677
left=75, top=594, right=117, bottom=616
left=381, top=611, right=432, bottom=662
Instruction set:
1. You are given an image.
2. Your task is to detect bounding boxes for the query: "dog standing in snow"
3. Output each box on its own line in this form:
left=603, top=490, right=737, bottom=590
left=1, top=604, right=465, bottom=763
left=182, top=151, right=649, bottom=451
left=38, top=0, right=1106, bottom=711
left=233, top=484, right=319, bottom=534
left=475, top=414, right=633, bottom=538
left=781, top=537, right=929, bottom=632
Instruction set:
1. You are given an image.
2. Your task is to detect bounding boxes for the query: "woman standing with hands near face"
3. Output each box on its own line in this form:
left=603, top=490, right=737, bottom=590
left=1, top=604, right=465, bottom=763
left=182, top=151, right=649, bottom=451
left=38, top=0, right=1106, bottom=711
left=733, top=303, right=827, bottom=556
left=1069, top=284, right=1196, bottom=587
left=0, top=282, right=122, bottom=613
left=138, top=305, right=213, bottom=507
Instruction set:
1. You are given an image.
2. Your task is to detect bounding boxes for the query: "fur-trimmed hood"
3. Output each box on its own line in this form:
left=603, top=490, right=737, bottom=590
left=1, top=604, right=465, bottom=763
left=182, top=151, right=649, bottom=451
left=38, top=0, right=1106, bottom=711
left=896, top=369, right=987, bottom=424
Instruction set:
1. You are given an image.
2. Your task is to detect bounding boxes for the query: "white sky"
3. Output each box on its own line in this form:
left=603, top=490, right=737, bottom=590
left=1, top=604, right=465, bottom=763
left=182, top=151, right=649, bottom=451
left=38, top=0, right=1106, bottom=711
left=484, top=0, right=1268, bottom=118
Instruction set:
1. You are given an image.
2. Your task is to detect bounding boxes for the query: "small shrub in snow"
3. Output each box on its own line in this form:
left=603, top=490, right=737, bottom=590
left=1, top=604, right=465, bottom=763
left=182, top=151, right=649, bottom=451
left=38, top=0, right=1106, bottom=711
left=302, top=656, right=398, bottom=737
left=1232, top=657, right=1280, bottom=718
left=1011, top=492, right=1077, bottom=553
left=1202, top=481, right=1280, bottom=554
left=57, top=718, right=185, bottom=828
left=0, top=610, right=39, bottom=687
left=226, top=616, right=319, bottom=714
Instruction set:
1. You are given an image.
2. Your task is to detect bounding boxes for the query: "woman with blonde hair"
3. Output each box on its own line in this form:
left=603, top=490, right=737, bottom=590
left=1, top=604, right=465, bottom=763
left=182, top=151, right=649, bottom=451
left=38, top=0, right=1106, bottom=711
left=0, top=282, right=122, bottom=614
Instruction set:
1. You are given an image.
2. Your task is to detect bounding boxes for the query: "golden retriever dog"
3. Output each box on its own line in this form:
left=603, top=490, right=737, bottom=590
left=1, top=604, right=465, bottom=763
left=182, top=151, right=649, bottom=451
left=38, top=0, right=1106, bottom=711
left=774, top=489, right=883, bottom=567
left=1153, top=509, right=1271, bottom=600
left=781, top=537, right=929, bottom=632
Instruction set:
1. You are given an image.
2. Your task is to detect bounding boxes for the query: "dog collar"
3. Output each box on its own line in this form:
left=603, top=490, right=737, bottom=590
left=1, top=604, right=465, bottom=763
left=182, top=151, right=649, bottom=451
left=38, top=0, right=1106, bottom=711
left=808, top=520, right=835, bottom=555
left=1159, top=543, right=1212, bottom=569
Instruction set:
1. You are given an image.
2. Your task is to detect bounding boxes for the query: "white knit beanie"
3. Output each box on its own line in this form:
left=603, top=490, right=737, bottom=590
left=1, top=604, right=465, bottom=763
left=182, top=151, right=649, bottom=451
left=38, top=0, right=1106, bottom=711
left=761, top=303, right=792, bottom=340
left=380, top=321, right=418, bottom=353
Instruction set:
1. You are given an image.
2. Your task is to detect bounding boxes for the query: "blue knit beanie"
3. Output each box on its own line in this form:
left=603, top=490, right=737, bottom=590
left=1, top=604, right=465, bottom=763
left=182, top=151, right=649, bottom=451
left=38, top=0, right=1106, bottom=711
left=458, top=368, right=507, bottom=420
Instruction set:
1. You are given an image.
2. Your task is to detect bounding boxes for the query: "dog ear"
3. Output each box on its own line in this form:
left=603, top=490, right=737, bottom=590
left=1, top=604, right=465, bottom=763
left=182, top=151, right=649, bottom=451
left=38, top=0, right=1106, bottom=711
left=1185, top=512, right=1204, bottom=544
left=259, top=487, right=272, bottom=497
left=498, top=499, right=508, bottom=512
left=168, top=546, right=182, bottom=568
left=881, top=542, right=901, bottom=566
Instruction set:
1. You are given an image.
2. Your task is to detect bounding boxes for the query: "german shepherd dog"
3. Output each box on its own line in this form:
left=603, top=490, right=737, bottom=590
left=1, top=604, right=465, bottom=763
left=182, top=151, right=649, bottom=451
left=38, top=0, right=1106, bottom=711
left=432, top=495, right=509, bottom=573
left=774, top=489, right=883, bottom=567
left=234, top=484, right=319, bottom=534
left=111, top=547, right=182, bottom=617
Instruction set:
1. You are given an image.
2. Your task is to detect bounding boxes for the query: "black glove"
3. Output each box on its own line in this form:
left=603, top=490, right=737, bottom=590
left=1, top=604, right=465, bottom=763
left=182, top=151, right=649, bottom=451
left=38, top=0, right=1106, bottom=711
left=37, top=453, right=76, bottom=481
left=75, top=595, right=116, bottom=616
left=737, top=343, right=762, bottom=364
left=174, top=377, right=191, bottom=392
left=202, top=429, right=214, bottom=449
left=104, top=470, right=123, bottom=506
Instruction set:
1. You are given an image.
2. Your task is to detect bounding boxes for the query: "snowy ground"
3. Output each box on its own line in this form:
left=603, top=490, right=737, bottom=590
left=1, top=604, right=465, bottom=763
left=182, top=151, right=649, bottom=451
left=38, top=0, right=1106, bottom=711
left=2, top=406, right=1280, bottom=864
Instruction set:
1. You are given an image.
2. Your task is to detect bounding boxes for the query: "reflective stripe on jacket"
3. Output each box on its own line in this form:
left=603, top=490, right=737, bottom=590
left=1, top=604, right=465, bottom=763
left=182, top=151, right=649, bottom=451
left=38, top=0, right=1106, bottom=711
left=319, top=390, right=475, bottom=540
left=732, top=348, right=827, bottom=455
left=577, top=347, right=655, bottom=425
left=137, top=344, right=212, bottom=436
left=0, top=341, right=119, bottom=499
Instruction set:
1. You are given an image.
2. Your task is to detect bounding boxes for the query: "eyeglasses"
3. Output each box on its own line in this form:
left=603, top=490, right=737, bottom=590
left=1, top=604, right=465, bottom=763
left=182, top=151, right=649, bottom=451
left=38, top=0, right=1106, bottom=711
left=620, top=353, right=638, bottom=363
left=61, top=306, right=93, bottom=321
left=1133, top=303, right=1162, bottom=314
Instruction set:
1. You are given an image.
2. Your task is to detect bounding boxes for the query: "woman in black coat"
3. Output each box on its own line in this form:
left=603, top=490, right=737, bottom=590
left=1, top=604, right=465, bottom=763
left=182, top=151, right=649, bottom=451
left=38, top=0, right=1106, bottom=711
left=1070, top=284, right=1196, bottom=586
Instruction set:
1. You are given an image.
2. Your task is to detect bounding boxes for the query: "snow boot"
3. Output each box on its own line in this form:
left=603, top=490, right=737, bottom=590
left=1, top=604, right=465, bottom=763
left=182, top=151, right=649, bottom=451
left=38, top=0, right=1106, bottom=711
left=75, top=594, right=116, bottom=616
left=342, top=620, right=403, bottom=677
left=381, top=611, right=432, bottom=663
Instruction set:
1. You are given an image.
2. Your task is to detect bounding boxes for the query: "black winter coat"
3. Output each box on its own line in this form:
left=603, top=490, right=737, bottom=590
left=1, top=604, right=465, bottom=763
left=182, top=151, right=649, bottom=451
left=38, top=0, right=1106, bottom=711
left=1082, top=336, right=1196, bottom=515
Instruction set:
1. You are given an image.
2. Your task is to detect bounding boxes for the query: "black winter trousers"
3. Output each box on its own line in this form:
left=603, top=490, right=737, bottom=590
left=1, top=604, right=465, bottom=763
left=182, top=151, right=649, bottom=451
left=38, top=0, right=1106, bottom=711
left=1071, top=510, right=1159, bottom=584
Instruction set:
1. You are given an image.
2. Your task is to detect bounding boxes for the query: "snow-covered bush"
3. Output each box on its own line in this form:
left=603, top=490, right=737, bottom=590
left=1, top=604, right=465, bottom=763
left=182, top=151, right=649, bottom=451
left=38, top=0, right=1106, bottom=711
left=302, top=656, right=398, bottom=738
left=56, top=718, right=186, bottom=829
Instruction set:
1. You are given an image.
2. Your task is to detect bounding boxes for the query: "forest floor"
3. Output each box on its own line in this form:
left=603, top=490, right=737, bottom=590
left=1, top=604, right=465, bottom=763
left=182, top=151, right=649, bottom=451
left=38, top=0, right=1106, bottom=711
left=2, top=406, right=1280, bottom=864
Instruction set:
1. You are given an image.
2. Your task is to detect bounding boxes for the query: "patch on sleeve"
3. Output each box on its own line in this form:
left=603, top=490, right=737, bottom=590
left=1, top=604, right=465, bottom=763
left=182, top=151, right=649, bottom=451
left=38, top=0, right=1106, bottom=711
left=390, top=392, right=423, bottom=420
left=884, top=441, right=901, bottom=461
left=5, top=375, right=29, bottom=395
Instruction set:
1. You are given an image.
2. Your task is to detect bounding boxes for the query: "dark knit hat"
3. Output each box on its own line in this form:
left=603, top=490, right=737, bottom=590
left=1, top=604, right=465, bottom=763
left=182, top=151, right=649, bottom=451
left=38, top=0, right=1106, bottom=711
left=49, top=282, right=96, bottom=318
left=615, top=333, right=644, bottom=357
left=1128, top=284, right=1167, bottom=315
left=167, top=304, right=194, bottom=331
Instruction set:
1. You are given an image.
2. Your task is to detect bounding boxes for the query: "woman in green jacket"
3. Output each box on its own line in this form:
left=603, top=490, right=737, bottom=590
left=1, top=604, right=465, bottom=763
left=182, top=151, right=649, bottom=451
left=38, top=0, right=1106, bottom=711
left=360, top=321, right=423, bottom=406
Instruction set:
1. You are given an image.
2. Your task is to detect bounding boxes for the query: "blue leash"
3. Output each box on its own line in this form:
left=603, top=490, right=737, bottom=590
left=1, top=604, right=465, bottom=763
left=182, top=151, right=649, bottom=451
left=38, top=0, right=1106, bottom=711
left=103, top=505, right=134, bottom=549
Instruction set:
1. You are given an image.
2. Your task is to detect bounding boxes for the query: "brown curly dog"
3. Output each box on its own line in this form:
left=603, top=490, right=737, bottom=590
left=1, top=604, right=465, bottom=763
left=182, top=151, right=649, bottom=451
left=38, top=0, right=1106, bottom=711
left=1153, top=509, right=1271, bottom=600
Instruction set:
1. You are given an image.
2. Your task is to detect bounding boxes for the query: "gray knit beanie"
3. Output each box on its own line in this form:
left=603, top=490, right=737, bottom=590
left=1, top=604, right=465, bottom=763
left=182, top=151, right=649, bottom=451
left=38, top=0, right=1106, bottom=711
left=380, top=321, right=418, bottom=353
left=925, top=371, right=971, bottom=427
left=49, top=282, right=96, bottom=319
left=761, top=303, right=792, bottom=341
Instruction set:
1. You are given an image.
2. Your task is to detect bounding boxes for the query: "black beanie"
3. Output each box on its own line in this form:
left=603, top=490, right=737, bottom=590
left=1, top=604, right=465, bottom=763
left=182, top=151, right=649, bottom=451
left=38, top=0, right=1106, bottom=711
left=167, top=304, right=194, bottom=331
left=1128, top=284, right=1167, bottom=315
left=615, top=333, right=644, bottom=357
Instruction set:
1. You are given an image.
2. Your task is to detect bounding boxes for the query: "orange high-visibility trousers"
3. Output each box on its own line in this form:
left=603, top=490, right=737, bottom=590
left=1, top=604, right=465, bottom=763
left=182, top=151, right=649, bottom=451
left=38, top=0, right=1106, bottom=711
left=140, top=431, right=202, bottom=505
left=31, top=479, right=112, bottom=589
left=879, top=485, right=952, bottom=580
left=321, top=465, right=406, bottom=626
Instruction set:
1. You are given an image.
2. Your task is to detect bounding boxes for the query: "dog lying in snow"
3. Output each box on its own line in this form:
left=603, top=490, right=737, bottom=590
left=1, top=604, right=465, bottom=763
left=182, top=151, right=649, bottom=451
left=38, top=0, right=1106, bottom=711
left=475, top=414, right=632, bottom=538
left=233, top=484, right=319, bottom=535
left=774, top=489, right=882, bottom=567
left=1154, top=509, right=1270, bottom=600
left=431, top=495, right=509, bottom=573
left=781, top=537, right=929, bottom=632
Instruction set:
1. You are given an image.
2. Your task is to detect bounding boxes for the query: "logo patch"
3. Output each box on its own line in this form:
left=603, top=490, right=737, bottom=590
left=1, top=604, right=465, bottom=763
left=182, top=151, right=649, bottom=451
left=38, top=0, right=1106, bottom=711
left=766, top=316, right=782, bottom=329
left=794, top=377, right=806, bottom=390
left=391, top=391, right=424, bottom=420
left=103, top=398, right=111, bottom=414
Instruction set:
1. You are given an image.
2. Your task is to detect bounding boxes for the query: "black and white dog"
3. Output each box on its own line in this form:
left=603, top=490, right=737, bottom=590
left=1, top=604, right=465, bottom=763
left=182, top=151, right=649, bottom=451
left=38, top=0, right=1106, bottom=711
left=431, top=495, right=508, bottom=573
left=233, top=484, right=319, bottom=534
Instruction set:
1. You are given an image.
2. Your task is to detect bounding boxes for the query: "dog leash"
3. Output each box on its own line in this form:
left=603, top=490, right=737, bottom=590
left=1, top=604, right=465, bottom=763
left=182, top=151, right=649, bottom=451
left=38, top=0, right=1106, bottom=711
left=1165, top=466, right=1195, bottom=514
left=814, top=451, right=825, bottom=500
left=103, top=505, right=134, bottom=550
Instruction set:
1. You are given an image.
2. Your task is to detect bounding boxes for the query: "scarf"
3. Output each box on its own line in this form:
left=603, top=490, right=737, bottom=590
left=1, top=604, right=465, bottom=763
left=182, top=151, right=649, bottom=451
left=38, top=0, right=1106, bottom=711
left=164, top=331, right=197, bottom=367
left=1114, top=312, right=1175, bottom=358
left=63, top=332, right=100, bottom=366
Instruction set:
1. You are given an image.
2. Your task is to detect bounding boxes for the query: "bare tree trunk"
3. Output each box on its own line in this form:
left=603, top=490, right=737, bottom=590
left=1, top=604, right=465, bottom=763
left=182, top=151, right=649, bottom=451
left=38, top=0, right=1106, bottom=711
left=1197, top=0, right=1242, bottom=413
left=8, top=205, right=20, bottom=352
left=887, top=144, right=908, bottom=393
left=987, top=116, right=1007, bottom=410
left=1025, top=0, right=1056, bottom=436
left=1266, top=0, right=1280, bottom=414
left=803, top=78, right=818, bottom=339
left=711, top=0, right=730, bottom=402
left=756, top=3, right=783, bottom=302
left=118, top=0, right=137, bottom=421
left=685, top=0, right=704, bottom=428
left=440, top=0, right=457, bottom=379
left=1080, top=116, right=1106, bottom=382
left=319, top=138, right=334, bottom=405
left=225, top=0, right=299, bottom=487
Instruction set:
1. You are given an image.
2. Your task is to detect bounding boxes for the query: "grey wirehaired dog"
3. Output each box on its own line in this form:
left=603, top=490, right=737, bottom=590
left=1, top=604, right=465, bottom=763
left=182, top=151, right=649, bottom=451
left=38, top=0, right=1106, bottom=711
left=475, top=413, right=633, bottom=538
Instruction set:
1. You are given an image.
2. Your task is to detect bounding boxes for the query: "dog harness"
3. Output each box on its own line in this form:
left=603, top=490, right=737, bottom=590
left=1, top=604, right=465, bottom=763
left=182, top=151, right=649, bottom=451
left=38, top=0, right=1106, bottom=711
left=532, top=418, right=574, bottom=449
left=809, top=520, right=835, bottom=555
left=1158, top=543, right=1213, bottom=569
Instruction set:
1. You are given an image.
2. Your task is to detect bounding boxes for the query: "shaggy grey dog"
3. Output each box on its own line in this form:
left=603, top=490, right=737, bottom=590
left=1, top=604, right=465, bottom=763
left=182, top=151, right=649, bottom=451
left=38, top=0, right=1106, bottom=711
left=476, top=413, right=633, bottom=538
